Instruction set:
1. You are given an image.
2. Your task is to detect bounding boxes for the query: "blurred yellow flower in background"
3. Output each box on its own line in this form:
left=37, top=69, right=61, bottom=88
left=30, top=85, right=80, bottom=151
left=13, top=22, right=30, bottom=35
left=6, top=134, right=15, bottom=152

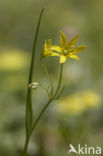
left=57, top=90, right=101, bottom=115
left=0, top=49, right=29, bottom=71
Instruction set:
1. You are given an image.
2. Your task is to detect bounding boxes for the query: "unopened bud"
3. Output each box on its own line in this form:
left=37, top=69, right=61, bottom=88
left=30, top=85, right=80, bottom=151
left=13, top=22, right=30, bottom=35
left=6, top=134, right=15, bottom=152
left=29, top=82, right=39, bottom=89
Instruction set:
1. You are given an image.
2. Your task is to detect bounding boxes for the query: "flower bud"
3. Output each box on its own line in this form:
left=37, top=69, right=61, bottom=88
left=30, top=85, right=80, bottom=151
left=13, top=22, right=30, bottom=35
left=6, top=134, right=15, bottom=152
left=29, top=82, right=39, bottom=89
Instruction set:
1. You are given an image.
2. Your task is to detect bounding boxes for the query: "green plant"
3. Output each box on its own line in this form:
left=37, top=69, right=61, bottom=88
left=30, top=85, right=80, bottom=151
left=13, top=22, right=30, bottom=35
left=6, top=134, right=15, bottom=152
left=23, top=7, right=86, bottom=156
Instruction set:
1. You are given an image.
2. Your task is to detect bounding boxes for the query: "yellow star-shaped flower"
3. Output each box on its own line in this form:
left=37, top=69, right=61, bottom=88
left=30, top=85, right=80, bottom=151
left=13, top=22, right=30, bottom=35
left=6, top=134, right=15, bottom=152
left=42, top=31, right=86, bottom=63
left=58, top=31, right=86, bottom=63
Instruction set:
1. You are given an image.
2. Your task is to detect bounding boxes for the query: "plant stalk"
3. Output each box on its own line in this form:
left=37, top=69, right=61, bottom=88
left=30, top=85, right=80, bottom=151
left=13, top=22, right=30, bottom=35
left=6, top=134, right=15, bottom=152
left=54, top=63, right=63, bottom=97
left=24, top=7, right=45, bottom=156
left=23, top=63, right=63, bottom=156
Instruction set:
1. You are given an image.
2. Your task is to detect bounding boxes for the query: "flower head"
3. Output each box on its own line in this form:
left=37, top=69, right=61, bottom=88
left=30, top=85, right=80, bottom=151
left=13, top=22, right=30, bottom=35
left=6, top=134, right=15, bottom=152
left=58, top=31, right=86, bottom=63
left=42, top=39, right=59, bottom=57
left=42, top=31, right=86, bottom=63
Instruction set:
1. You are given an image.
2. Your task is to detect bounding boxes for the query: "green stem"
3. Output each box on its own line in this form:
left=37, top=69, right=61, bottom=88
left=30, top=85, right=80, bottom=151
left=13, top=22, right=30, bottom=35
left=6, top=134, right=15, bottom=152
left=23, top=99, right=53, bottom=156
left=23, top=64, right=63, bottom=156
left=31, top=98, right=53, bottom=135
left=41, top=60, right=53, bottom=95
left=24, top=7, right=45, bottom=156
left=27, top=63, right=63, bottom=148
left=39, top=83, right=50, bottom=98
left=23, top=136, right=29, bottom=156
left=54, top=63, right=63, bottom=97
left=26, top=7, right=45, bottom=133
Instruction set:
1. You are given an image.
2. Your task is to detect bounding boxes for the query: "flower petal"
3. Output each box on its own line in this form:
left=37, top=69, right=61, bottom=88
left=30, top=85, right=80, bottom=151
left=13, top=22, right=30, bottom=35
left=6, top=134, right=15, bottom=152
left=51, top=52, right=60, bottom=57
left=68, top=54, right=80, bottom=60
left=67, top=34, right=79, bottom=49
left=42, top=40, right=53, bottom=57
left=51, top=46, right=62, bottom=53
left=60, top=31, right=67, bottom=48
left=72, top=45, right=86, bottom=53
left=47, top=39, right=52, bottom=48
left=60, top=55, right=67, bottom=63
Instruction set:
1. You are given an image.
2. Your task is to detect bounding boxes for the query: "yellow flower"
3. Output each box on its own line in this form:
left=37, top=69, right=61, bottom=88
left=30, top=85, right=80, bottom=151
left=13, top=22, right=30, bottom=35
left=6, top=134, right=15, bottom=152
left=57, top=90, right=101, bottom=115
left=0, top=49, right=29, bottom=71
left=59, top=31, right=86, bottom=63
left=42, top=39, right=59, bottom=57
left=42, top=31, right=86, bottom=63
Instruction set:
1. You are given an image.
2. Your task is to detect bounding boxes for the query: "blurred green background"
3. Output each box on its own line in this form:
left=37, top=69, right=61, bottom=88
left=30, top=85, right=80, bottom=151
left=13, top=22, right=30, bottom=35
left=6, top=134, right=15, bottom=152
left=0, top=0, right=103, bottom=155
